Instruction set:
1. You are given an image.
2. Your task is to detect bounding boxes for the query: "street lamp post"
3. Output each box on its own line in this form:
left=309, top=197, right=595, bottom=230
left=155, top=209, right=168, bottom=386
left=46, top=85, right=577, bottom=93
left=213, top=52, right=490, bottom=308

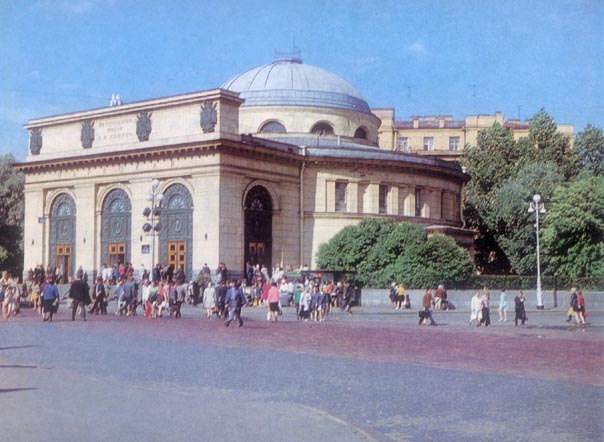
left=143, top=179, right=163, bottom=279
left=528, top=194, right=546, bottom=310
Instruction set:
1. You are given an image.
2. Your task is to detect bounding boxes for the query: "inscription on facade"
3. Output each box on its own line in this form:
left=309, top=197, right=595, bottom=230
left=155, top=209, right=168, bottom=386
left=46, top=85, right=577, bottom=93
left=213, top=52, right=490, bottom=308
left=96, top=118, right=134, bottom=142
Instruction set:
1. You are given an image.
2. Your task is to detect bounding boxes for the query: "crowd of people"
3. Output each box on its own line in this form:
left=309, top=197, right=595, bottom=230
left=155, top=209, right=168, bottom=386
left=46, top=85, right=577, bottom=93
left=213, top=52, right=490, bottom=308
left=0, top=264, right=592, bottom=329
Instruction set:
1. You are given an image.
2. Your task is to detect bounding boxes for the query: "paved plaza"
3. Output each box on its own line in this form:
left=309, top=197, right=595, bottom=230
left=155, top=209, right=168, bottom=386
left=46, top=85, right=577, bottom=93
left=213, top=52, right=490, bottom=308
left=1, top=302, right=602, bottom=442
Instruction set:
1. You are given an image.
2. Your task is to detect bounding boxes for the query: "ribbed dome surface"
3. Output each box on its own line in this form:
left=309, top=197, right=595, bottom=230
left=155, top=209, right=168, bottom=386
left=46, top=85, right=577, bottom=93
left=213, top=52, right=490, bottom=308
left=221, top=58, right=370, bottom=113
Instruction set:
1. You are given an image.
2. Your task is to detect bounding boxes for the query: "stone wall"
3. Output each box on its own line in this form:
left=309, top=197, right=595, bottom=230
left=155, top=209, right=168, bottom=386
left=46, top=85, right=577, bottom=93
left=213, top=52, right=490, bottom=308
left=360, top=288, right=604, bottom=311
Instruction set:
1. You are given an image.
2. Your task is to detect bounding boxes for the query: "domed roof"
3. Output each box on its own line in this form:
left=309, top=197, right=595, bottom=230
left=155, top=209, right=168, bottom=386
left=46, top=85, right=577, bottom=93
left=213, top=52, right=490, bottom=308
left=221, top=58, right=371, bottom=113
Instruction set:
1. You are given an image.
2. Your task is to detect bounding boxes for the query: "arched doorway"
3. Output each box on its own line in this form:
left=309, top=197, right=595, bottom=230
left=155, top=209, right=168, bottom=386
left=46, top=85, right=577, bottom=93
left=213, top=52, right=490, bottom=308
left=244, top=186, right=273, bottom=270
left=159, top=183, right=193, bottom=279
left=49, top=193, right=76, bottom=281
left=101, top=188, right=132, bottom=268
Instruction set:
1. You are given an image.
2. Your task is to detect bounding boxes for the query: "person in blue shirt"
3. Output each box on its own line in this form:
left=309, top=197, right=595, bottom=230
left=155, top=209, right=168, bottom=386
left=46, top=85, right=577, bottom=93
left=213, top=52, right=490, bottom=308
left=42, top=276, right=60, bottom=322
left=225, top=280, right=247, bottom=327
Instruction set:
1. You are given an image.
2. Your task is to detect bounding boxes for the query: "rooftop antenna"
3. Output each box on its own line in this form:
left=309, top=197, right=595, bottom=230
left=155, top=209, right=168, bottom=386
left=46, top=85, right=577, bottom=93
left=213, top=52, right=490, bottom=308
left=469, top=84, right=477, bottom=114
left=274, top=37, right=301, bottom=62
left=406, top=85, right=413, bottom=99
left=517, top=105, right=522, bottom=121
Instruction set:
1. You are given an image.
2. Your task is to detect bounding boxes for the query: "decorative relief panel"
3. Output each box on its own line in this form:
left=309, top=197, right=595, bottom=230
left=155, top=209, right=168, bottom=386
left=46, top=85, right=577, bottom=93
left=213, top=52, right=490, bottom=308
left=200, top=100, right=217, bottom=133
left=136, top=111, right=152, bottom=141
left=81, top=120, right=95, bottom=149
left=29, top=128, right=42, bottom=155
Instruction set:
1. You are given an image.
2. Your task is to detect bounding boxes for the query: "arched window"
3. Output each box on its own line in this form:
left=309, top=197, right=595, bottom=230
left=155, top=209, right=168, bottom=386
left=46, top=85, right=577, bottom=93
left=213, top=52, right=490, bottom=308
left=354, top=127, right=367, bottom=140
left=159, top=184, right=193, bottom=279
left=244, top=186, right=273, bottom=270
left=101, top=188, right=132, bottom=267
left=49, top=193, right=76, bottom=280
left=259, top=121, right=286, bottom=133
left=310, top=122, right=334, bottom=136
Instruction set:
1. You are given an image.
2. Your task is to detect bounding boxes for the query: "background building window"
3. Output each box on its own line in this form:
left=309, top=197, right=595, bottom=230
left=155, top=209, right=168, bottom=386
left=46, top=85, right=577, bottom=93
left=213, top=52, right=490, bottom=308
left=449, top=136, right=460, bottom=151
left=379, top=185, right=389, bottom=214
left=259, top=121, right=286, bottom=133
left=335, top=182, right=348, bottom=212
left=415, top=188, right=422, bottom=216
left=311, top=122, right=335, bottom=136
left=423, top=137, right=434, bottom=151
left=397, top=136, right=409, bottom=151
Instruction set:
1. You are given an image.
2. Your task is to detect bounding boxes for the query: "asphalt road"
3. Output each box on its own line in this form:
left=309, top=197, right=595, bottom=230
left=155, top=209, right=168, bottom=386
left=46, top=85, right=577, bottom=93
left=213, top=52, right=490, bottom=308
left=1, top=304, right=602, bottom=442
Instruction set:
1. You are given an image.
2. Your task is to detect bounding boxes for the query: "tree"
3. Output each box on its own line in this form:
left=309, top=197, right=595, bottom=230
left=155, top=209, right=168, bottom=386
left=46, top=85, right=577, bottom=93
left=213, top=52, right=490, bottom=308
left=460, top=110, right=595, bottom=275
left=528, top=109, right=577, bottom=178
left=0, top=154, right=24, bottom=275
left=460, top=122, right=532, bottom=273
left=486, top=162, right=564, bottom=275
left=541, top=175, right=604, bottom=278
left=574, top=124, right=604, bottom=177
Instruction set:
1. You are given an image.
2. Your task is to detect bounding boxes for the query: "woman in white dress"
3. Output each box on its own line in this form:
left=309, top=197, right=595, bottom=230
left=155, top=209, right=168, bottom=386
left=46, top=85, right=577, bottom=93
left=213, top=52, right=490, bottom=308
left=203, top=282, right=216, bottom=318
left=498, top=288, right=508, bottom=322
left=469, top=291, right=482, bottom=326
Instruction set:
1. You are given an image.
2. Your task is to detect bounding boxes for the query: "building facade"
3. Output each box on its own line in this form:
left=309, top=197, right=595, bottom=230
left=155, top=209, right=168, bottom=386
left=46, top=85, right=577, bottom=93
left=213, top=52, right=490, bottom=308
left=18, top=57, right=472, bottom=280
left=375, top=110, right=574, bottom=160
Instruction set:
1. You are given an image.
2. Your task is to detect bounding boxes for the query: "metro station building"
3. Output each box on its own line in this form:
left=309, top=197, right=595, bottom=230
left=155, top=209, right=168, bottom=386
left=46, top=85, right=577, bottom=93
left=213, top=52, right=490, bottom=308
left=18, top=56, right=472, bottom=279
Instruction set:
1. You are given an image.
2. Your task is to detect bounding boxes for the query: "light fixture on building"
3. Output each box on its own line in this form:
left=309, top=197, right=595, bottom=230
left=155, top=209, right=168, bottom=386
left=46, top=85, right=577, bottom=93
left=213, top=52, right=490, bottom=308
left=143, top=179, right=164, bottom=275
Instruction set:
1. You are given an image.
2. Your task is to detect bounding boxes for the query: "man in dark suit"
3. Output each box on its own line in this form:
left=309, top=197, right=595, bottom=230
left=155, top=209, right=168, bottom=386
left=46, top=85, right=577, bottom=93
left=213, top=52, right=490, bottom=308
left=69, top=269, right=91, bottom=321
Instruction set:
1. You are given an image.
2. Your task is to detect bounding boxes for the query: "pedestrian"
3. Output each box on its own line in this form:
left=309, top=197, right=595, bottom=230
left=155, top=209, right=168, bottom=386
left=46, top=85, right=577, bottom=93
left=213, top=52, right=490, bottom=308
left=173, top=281, right=186, bottom=318
left=299, top=286, right=311, bottom=321
left=396, top=283, right=406, bottom=310
left=120, top=276, right=136, bottom=316
left=469, top=290, right=481, bottom=326
left=498, top=288, right=508, bottom=322
left=434, top=285, right=445, bottom=310
left=480, top=288, right=491, bottom=327
left=31, top=280, right=42, bottom=315
left=389, top=282, right=397, bottom=308
left=575, top=290, right=586, bottom=325
left=293, top=283, right=302, bottom=319
left=340, top=281, right=353, bottom=316
left=225, top=280, right=247, bottom=327
left=215, top=280, right=228, bottom=319
left=267, top=281, right=281, bottom=323
left=88, top=276, right=107, bottom=314
left=203, top=282, right=216, bottom=318
left=68, top=269, right=91, bottom=321
left=113, top=280, right=125, bottom=315
left=566, top=288, right=579, bottom=323
left=420, top=288, right=437, bottom=326
left=0, top=271, right=11, bottom=321
left=514, top=290, right=526, bottom=327
left=42, top=276, right=60, bottom=322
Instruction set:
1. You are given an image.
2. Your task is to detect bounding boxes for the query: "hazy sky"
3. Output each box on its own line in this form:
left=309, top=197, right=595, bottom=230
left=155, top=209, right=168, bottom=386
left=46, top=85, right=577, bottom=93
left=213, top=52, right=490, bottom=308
left=1, top=0, right=602, bottom=160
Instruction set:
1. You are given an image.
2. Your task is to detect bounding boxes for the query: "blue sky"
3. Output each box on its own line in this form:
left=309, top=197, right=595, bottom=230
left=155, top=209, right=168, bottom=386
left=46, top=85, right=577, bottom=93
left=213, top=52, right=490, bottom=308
left=1, top=0, right=602, bottom=161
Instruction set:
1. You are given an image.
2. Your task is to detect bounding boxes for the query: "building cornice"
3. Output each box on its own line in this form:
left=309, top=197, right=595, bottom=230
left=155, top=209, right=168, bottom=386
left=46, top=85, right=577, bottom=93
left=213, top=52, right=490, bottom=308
left=25, top=88, right=243, bottom=129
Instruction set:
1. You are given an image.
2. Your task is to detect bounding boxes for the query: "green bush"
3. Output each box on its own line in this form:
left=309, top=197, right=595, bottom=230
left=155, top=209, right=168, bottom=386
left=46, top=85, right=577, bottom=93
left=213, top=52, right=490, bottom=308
left=316, top=220, right=475, bottom=289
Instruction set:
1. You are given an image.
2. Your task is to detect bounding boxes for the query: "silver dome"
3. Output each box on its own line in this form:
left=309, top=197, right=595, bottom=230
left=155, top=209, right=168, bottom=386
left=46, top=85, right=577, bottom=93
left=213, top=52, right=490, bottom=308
left=221, top=58, right=371, bottom=113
